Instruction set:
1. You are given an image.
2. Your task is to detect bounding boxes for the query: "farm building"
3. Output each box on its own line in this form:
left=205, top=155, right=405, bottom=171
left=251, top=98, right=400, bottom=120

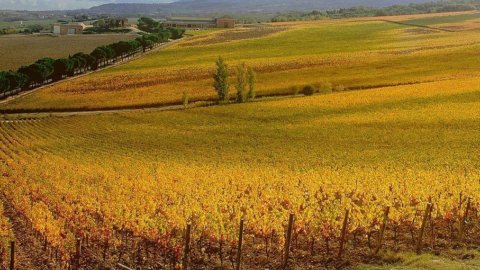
left=164, top=16, right=235, bottom=29
left=53, top=23, right=85, bottom=35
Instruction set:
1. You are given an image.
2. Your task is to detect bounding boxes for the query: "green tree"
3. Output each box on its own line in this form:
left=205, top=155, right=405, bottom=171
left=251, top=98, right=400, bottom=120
left=35, top=58, right=55, bottom=81
left=0, top=72, right=10, bottom=94
left=213, top=57, right=229, bottom=103
left=18, top=63, right=45, bottom=87
left=90, top=47, right=107, bottom=68
left=236, top=63, right=247, bottom=103
left=52, top=58, right=70, bottom=81
left=6, top=72, right=28, bottom=90
left=138, top=17, right=160, bottom=33
left=94, top=19, right=106, bottom=28
left=157, top=30, right=172, bottom=42
left=71, top=53, right=89, bottom=73
left=247, top=67, right=256, bottom=100
left=167, top=28, right=185, bottom=39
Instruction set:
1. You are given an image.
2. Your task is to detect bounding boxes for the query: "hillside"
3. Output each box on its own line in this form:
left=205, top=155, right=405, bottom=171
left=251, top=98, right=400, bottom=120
left=3, top=11, right=480, bottom=112
left=1, top=74, right=480, bottom=269
left=88, top=0, right=434, bottom=15
left=2, top=9, right=480, bottom=270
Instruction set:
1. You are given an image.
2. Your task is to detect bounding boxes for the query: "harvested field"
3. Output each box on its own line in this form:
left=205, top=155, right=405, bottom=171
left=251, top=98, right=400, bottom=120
left=180, top=26, right=288, bottom=47
left=0, top=34, right=137, bottom=71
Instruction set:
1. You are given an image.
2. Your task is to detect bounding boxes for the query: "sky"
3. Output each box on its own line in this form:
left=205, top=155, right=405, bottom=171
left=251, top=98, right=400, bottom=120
left=0, top=0, right=173, bottom=10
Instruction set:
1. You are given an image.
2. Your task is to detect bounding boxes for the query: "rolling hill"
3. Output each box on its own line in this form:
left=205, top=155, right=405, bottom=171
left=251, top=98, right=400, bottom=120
left=88, top=0, right=435, bottom=15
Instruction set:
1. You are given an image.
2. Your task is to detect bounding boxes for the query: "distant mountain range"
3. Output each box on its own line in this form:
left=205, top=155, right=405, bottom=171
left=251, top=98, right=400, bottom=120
left=88, top=0, right=435, bottom=15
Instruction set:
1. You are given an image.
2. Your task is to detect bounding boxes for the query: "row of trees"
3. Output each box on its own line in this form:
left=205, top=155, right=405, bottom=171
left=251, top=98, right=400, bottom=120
left=138, top=17, right=186, bottom=39
left=0, top=29, right=184, bottom=98
left=271, top=0, right=480, bottom=22
left=213, top=57, right=256, bottom=103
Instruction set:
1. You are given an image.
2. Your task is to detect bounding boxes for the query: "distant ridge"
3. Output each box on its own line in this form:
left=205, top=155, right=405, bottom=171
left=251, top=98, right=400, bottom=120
left=88, top=0, right=435, bottom=15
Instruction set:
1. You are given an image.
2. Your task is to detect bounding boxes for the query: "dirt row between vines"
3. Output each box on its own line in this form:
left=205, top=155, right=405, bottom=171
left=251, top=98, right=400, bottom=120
left=1, top=195, right=51, bottom=269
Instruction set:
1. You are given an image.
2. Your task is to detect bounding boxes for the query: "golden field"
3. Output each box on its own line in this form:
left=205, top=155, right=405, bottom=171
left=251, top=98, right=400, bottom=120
left=1, top=10, right=480, bottom=269
left=2, top=12, right=480, bottom=111
left=1, top=76, right=480, bottom=267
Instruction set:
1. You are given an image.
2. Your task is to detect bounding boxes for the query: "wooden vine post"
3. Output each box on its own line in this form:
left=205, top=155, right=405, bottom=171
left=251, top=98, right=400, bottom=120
left=415, top=203, right=432, bottom=254
left=338, top=209, right=350, bottom=260
left=283, top=213, right=294, bottom=269
left=9, top=241, right=14, bottom=270
left=235, top=219, right=244, bottom=270
left=75, top=238, right=82, bottom=269
left=374, top=206, right=390, bottom=255
left=182, top=223, right=192, bottom=270
left=117, top=263, right=134, bottom=270
left=458, top=198, right=471, bottom=242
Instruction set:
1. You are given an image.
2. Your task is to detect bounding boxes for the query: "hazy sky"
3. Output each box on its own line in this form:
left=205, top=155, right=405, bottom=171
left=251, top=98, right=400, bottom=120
left=1, top=0, right=173, bottom=10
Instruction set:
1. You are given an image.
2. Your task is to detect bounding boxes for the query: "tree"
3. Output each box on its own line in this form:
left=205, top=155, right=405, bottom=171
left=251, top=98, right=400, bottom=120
left=52, top=58, right=70, bottom=81
left=18, top=64, right=44, bottom=87
left=103, top=45, right=115, bottom=63
left=236, top=63, right=247, bottom=103
left=118, top=41, right=132, bottom=59
left=138, top=17, right=160, bottom=33
left=24, top=24, right=44, bottom=34
left=85, top=54, right=96, bottom=70
left=213, top=57, right=229, bottom=103
left=6, top=72, right=28, bottom=90
left=167, top=28, right=185, bottom=39
left=35, top=58, right=54, bottom=82
left=247, top=67, right=256, bottom=100
left=91, top=47, right=107, bottom=68
left=157, top=30, right=172, bottom=42
left=136, top=36, right=148, bottom=52
left=128, top=40, right=141, bottom=54
left=0, top=72, right=9, bottom=94
left=94, top=19, right=106, bottom=28
left=111, top=42, right=124, bottom=61
left=144, top=40, right=154, bottom=51
left=67, top=55, right=80, bottom=76
left=71, top=53, right=89, bottom=73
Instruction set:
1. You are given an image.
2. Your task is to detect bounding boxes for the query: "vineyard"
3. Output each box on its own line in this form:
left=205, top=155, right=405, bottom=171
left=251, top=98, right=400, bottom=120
left=3, top=12, right=480, bottom=112
left=0, top=75, right=479, bottom=269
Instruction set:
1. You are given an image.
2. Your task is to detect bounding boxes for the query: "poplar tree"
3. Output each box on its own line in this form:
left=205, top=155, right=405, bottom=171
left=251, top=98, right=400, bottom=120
left=236, top=63, right=247, bottom=103
left=213, top=56, right=229, bottom=103
left=247, top=67, right=256, bottom=100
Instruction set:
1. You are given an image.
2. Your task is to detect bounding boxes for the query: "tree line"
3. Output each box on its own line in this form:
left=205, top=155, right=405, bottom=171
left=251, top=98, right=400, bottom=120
left=0, top=27, right=185, bottom=99
left=271, top=0, right=480, bottom=22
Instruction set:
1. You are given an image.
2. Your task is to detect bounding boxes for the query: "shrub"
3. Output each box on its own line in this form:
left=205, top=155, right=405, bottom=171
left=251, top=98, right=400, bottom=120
left=182, top=91, right=189, bottom=109
left=303, top=85, right=316, bottom=96
left=334, top=84, right=346, bottom=92
left=318, top=81, right=333, bottom=94
left=291, top=86, right=300, bottom=95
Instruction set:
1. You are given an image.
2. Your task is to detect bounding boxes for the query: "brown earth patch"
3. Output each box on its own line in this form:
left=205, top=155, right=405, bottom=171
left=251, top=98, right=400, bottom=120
left=441, top=25, right=468, bottom=31
left=404, top=28, right=439, bottom=35
left=179, top=27, right=288, bottom=47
